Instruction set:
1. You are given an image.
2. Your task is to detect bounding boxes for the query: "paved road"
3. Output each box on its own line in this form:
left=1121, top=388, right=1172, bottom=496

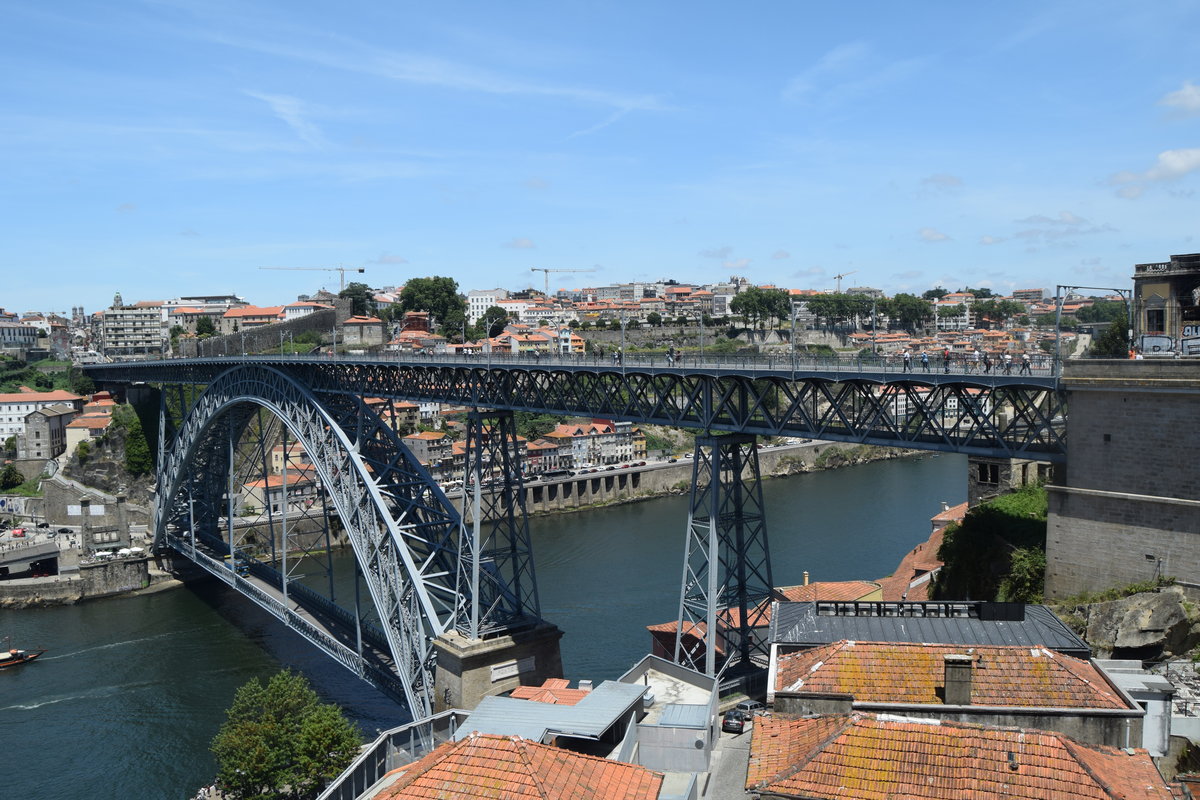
left=705, top=724, right=754, bottom=800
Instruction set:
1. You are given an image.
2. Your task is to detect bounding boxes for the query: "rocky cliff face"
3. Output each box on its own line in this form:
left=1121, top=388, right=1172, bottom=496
left=1053, top=585, right=1200, bottom=660
left=61, top=424, right=154, bottom=505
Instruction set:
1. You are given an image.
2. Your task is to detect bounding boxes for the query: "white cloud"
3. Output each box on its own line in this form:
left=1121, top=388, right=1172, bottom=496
left=503, top=237, right=535, bottom=249
left=524, top=177, right=549, bottom=190
left=1110, top=148, right=1200, bottom=198
left=243, top=90, right=325, bottom=147
left=783, top=41, right=928, bottom=105
left=919, top=227, right=950, bottom=242
left=922, top=174, right=963, bottom=190
left=723, top=258, right=751, bottom=269
left=1016, top=211, right=1087, bottom=225
left=116, top=203, right=136, bottom=214
left=1143, top=148, right=1200, bottom=181
left=979, top=235, right=1004, bottom=245
left=371, top=253, right=408, bottom=264
left=699, top=245, right=733, bottom=259
left=772, top=250, right=791, bottom=260
left=1160, top=81, right=1200, bottom=116
left=784, top=42, right=871, bottom=100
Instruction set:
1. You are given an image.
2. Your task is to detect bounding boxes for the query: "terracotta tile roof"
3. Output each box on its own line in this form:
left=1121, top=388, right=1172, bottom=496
left=876, top=525, right=948, bottom=601
left=374, top=732, right=663, bottom=799
left=775, top=641, right=1130, bottom=709
left=509, top=678, right=590, bottom=706
left=748, top=714, right=1173, bottom=799
left=0, top=389, right=83, bottom=404
left=66, top=413, right=113, bottom=430
left=777, top=581, right=880, bottom=604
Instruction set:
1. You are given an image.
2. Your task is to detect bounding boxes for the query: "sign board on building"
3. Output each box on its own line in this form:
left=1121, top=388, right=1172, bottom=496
left=90, top=505, right=105, bottom=516
left=490, top=655, right=536, bottom=683
left=68, top=505, right=82, bottom=516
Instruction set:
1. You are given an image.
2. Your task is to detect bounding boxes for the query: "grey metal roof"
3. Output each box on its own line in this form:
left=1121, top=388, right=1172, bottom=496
left=452, top=681, right=646, bottom=743
left=770, top=602, right=1090, bottom=658
left=655, top=703, right=710, bottom=729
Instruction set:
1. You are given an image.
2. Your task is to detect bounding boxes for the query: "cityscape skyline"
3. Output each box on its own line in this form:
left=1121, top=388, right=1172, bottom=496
left=5, top=1, right=1199, bottom=313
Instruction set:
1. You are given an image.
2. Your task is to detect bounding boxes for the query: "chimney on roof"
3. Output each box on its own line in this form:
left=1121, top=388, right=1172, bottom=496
left=577, top=679, right=593, bottom=692
left=803, top=571, right=810, bottom=586
left=943, top=654, right=973, bottom=705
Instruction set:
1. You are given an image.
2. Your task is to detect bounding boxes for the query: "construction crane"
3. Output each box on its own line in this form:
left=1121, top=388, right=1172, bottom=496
left=259, top=265, right=366, bottom=292
left=530, top=267, right=594, bottom=296
left=833, top=270, right=858, bottom=293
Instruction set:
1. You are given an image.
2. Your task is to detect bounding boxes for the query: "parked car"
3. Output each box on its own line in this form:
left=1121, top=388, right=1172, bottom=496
left=37, top=522, right=50, bottom=528
left=721, top=709, right=748, bottom=734
left=57, top=527, right=72, bottom=534
left=736, top=700, right=765, bottom=716
left=605, top=466, right=615, bottom=471
left=668, top=458, right=678, bottom=463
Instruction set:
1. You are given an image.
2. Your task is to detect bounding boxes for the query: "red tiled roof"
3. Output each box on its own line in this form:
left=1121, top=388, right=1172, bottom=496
left=748, top=714, right=1173, bottom=799
left=66, top=413, right=112, bottom=430
left=775, top=641, right=1130, bottom=709
left=509, top=678, right=590, bottom=706
left=0, top=389, right=83, bottom=404
left=373, top=732, right=663, bottom=800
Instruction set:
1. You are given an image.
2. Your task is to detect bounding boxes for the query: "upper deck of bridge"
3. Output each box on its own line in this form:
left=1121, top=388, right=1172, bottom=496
left=83, top=350, right=1060, bottom=390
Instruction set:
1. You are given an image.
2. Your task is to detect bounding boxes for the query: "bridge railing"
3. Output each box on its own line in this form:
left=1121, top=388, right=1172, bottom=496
left=164, top=346, right=1061, bottom=379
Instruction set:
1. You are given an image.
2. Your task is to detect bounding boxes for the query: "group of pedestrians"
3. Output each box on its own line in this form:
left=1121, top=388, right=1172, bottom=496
left=900, top=347, right=1033, bottom=375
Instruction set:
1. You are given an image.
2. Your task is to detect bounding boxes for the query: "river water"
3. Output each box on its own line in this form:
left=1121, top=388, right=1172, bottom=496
left=0, top=453, right=964, bottom=799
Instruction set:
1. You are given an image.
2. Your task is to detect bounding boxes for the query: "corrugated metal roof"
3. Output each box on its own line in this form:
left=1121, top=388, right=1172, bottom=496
left=453, top=681, right=646, bottom=743
left=769, top=602, right=1090, bottom=658
left=655, top=703, right=710, bottom=729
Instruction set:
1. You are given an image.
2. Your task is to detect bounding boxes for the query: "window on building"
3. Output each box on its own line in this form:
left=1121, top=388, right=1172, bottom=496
left=1146, top=309, right=1165, bottom=333
left=978, top=463, right=1000, bottom=484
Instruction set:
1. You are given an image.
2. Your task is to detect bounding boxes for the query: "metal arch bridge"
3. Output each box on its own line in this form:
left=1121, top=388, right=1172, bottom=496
left=88, top=351, right=1066, bottom=462
left=84, top=353, right=1066, bottom=720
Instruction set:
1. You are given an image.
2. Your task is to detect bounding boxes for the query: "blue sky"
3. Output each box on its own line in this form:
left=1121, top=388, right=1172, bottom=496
left=5, top=1, right=1200, bottom=314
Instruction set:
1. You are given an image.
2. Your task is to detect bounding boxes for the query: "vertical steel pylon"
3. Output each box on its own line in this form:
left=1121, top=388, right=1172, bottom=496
left=456, top=409, right=541, bottom=639
left=675, top=432, right=775, bottom=676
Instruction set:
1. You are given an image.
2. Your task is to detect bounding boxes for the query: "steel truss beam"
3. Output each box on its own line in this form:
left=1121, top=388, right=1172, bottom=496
left=675, top=433, right=774, bottom=676
left=457, top=410, right=541, bottom=639
left=89, top=358, right=1067, bottom=461
left=155, top=364, right=467, bottom=719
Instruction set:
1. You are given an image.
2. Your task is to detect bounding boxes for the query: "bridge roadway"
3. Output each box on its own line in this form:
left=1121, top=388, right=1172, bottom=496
left=168, top=528, right=412, bottom=704
left=85, top=349, right=1065, bottom=462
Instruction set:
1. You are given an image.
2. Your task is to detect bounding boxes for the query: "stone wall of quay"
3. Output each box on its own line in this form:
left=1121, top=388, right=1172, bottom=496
left=0, top=557, right=151, bottom=608
left=519, top=442, right=912, bottom=515
left=1045, top=361, right=1200, bottom=598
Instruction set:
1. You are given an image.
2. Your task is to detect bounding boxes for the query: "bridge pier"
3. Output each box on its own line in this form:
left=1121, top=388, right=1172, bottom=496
left=675, top=432, right=774, bottom=676
left=431, top=622, right=565, bottom=712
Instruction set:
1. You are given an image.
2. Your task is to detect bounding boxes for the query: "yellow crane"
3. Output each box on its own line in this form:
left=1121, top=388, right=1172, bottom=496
left=833, top=270, right=858, bottom=293
left=530, top=267, right=594, bottom=296
left=259, top=265, right=366, bottom=292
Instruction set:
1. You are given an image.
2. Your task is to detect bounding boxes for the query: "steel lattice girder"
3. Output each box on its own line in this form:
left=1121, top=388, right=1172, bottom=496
left=87, top=359, right=1065, bottom=462
left=155, top=364, right=463, bottom=719
left=676, top=433, right=775, bottom=677
left=456, top=410, right=541, bottom=639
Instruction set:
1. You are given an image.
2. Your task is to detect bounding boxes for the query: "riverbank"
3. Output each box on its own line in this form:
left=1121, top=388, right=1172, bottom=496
left=522, top=440, right=920, bottom=517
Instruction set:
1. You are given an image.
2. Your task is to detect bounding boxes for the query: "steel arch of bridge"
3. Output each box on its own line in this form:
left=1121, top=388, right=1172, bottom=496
left=90, top=356, right=1066, bottom=462
left=155, top=363, right=469, bottom=719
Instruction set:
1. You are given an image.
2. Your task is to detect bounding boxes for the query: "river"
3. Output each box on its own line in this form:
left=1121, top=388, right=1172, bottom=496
left=0, top=453, right=964, bottom=799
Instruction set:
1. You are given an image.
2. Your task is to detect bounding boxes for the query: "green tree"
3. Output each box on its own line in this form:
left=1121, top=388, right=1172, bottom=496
left=113, top=404, right=152, bottom=476
left=196, top=316, right=217, bottom=337
left=922, top=287, right=948, bottom=301
left=211, top=670, right=361, bottom=800
left=963, top=286, right=995, bottom=299
left=1076, top=299, right=1128, bottom=325
left=399, top=276, right=467, bottom=335
left=885, top=293, right=934, bottom=333
left=0, top=463, right=23, bottom=490
left=515, top=412, right=563, bottom=441
left=338, top=281, right=375, bottom=317
left=646, top=312, right=662, bottom=327
left=3, top=435, right=16, bottom=458
left=1090, top=319, right=1130, bottom=357
left=473, top=305, right=510, bottom=339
